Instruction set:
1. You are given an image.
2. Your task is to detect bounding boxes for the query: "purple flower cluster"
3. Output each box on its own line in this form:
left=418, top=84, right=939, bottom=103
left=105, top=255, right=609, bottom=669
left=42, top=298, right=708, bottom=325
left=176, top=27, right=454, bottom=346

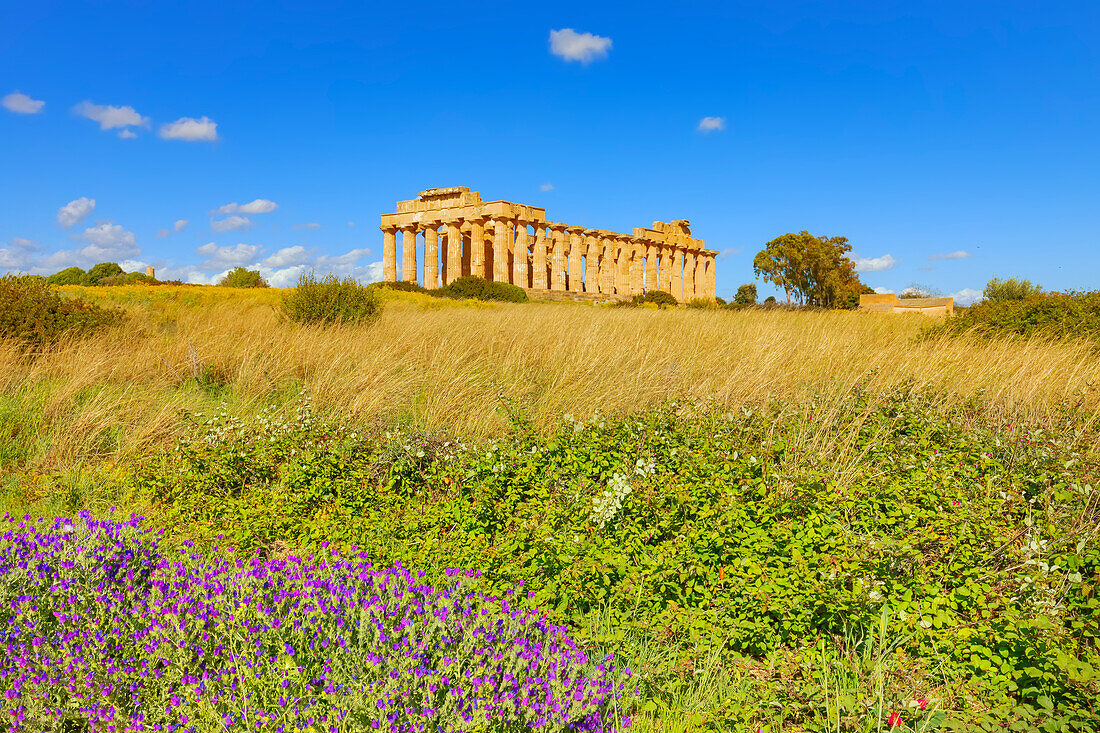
left=0, top=513, right=631, bottom=732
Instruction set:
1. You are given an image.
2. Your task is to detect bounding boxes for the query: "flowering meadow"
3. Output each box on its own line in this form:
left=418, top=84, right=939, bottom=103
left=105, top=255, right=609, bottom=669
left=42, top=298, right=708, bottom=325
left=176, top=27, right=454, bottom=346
left=0, top=513, right=632, bottom=732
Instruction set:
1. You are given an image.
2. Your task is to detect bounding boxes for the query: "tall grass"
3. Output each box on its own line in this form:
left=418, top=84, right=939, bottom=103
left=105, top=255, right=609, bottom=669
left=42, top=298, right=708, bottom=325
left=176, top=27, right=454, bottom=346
left=1, top=285, right=1097, bottom=476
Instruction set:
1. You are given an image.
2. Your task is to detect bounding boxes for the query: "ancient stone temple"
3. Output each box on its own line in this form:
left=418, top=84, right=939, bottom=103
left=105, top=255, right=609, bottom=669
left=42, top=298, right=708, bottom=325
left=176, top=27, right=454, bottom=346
left=380, top=187, right=717, bottom=301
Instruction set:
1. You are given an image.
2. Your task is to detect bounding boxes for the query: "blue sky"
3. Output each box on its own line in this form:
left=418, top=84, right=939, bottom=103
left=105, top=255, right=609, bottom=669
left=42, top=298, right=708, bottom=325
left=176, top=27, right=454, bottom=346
left=2, top=1, right=1098, bottom=302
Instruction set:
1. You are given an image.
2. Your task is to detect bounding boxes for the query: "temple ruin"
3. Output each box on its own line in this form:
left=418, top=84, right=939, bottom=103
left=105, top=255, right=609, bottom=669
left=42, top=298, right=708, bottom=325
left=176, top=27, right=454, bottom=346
left=380, top=187, right=717, bottom=301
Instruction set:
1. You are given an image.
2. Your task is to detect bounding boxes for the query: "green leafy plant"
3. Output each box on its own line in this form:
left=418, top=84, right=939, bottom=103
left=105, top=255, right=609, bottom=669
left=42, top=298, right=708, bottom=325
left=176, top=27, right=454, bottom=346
left=83, top=262, right=125, bottom=285
left=433, top=275, right=528, bottom=302
left=45, top=267, right=88, bottom=286
left=375, top=280, right=430, bottom=294
left=218, top=267, right=269, bottom=288
left=0, top=274, right=122, bottom=346
left=937, top=290, right=1100, bottom=340
left=630, top=291, right=678, bottom=308
left=734, top=283, right=757, bottom=306
left=984, top=276, right=1044, bottom=303
left=279, top=271, right=382, bottom=325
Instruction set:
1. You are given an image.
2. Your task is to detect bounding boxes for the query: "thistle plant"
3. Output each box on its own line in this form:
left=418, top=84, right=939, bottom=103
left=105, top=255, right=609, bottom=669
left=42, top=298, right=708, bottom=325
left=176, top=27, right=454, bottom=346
left=0, top=513, right=632, bottom=732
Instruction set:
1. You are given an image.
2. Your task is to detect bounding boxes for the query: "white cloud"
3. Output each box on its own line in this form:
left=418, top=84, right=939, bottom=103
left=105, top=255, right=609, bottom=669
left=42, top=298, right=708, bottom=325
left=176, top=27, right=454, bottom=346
left=873, top=286, right=894, bottom=294
left=212, top=199, right=278, bottom=215
left=929, top=250, right=972, bottom=261
left=950, top=287, right=983, bottom=306
left=261, top=246, right=310, bottom=269
left=540, top=182, right=554, bottom=192
left=159, top=116, right=219, bottom=142
left=0, top=237, right=39, bottom=270
left=719, top=247, right=742, bottom=258
left=853, top=254, right=897, bottom=273
left=77, top=221, right=140, bottom=261
left=210, top=215, right=253, bottom=233
left=197, top=242, right=262, bottom=269
left=118, top=129, right=137, bottom=140
left=3, top=91, right=45, bottom=114
left=156, top=218, right=190, bottom=238
left=697, top=116, right=726, bottom=133
left=294, top=222, right=321, bottom=230
left=73, top=101, right=148, bottom=132
left=549, top=28, right=612, bottom=63
left=57, top=197, right=96, bottom=229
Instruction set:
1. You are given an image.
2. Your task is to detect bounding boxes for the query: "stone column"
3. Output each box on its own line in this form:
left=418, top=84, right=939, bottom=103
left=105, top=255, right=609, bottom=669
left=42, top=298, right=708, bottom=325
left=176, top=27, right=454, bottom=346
left=513, top=220, right=530, bottom=288
left=423, top=223, right=440, bottom=289
left=566, top=226, right=584, bottom=292
left=550, top=224, right=567, bottom=291
left=707, top=254, right=717, bottom=300
left=658, top=245, right=672, bottom=293
left=444, top=220, right=462, bottom=286
left=582, top=230, right=599, bottom=293
left=603, top=235, right=618, bottom=294
left=671, top=248, right=684, bottom=301
left=645, top=242, right=658, bottom=293
left=617, top=237, right=631, bottom=295
left=532, top=225, right=548, bottom=290
left=630, top=238, right=645, bottom=295
left=693, top=252, right=705, bottom=300
left=492, top=219, right=511, bottom=283
left=401, top=226, right=417, bottom=283
left=381, top=226, right=398, bottom=282
left=468, top=216, right=486, bottom=280
left=683, top=251, right=696, bottom=301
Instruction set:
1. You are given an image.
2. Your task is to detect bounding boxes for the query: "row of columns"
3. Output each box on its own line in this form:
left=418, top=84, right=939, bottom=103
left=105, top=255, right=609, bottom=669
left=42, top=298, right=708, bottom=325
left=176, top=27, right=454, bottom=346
left=382, top=218, right=716, bottom=300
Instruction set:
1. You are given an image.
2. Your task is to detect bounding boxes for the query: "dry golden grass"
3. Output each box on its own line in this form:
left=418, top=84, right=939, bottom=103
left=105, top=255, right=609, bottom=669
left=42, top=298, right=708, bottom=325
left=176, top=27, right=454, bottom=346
left=2, top=284, right=1098, bottom=472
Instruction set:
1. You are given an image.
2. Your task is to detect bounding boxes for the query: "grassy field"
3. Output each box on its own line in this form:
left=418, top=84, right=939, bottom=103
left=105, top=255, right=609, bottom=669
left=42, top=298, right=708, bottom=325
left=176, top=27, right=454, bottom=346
left=1, top=284, right=1098, bottom=732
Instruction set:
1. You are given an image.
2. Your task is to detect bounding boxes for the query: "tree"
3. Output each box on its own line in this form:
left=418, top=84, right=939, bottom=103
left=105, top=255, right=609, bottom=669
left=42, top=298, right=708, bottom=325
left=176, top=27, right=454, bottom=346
left=218, top=267, right=269, bottom=288
left=84, top=262, right=124, bottom=285
left=46, top=267, right=87, bottom=286
left=734, top=282, right=757, bottom=305
left=753, top=231, right=868, bottom=308
left=983, top=277, right=1043, bottom=303
left=899, top=283, right=941, bottom=299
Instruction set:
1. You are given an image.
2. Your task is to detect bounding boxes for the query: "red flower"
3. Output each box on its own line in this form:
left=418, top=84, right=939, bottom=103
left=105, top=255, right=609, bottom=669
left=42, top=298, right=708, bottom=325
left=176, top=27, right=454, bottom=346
left=887, top=712, right=903, bottom=728
left=916, top=697, right=929, bottom=710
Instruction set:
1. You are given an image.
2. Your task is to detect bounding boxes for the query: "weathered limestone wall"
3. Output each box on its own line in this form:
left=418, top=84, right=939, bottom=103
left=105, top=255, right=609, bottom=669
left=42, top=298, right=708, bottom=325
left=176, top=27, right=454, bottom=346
left=859, top=293, right=954, bottom=316
left=379, top=187, right=718, bottom=302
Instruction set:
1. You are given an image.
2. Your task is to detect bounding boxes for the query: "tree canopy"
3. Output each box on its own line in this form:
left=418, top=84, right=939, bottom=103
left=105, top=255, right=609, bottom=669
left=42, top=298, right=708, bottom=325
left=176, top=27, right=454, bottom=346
left=983, top=276, right=1043, bottom=303
left=752, top=231, right=870, bottom=308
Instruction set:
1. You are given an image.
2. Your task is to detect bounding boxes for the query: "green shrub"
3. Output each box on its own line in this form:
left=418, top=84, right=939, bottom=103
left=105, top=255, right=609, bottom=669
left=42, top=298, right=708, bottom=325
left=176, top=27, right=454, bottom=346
left=0, top=274, right=122, bottom=346
left=218, top=267, right=268, bottom=288
left=630, top=290, right=677, bottom=308
left=734, top=282, right=757, bottom=305
left=141, top=390, right=1100, bottom=729
left=939, top=290, right=1100, bottom=340
left=279, top=271, right=382, bottom=326
left=434, top=276, right=528, bottom=302
left=84, top=262, right=124, bottom=286
left=375, top=280, right=429, bottom=294
left=99, top=271, right=153, bottom=286
left=46, top=267, right=88, bottom=286
left=685, top=297, right=716, bottom=309
left=764, top=295, right=777, bottom=305
left=984, top=276, right=1044, bottom=303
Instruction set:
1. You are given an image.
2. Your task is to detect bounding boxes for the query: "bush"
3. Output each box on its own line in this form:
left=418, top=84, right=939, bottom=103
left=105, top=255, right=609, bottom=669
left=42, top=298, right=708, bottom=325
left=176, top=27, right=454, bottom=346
left=939, top=290, right=1100, bottom=340
left=218, top=267, right=269, bottom=288
left=99, top=271, right=153, bottom=286
left=140, top=391, right=1100, bottom=729
left=280, top=271, right=382, bottom=325
left=374, top=280, right=429, bottom=294
left=764, top=296, right=777, bottom=305
left=45, top=267, right=87, bottom=286
left=984, top=276, right=1044, bottom=303
left=434, top=275, right=528, bottom=302
left=630, top=290, right=677, bottom=308
left=0, top=274, right=122, bottom=346
left=84, top=262, right=124, bottom=286
left=734, top=283, right=757, bottom=305
left=685, top=297, right=716, bottom=309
